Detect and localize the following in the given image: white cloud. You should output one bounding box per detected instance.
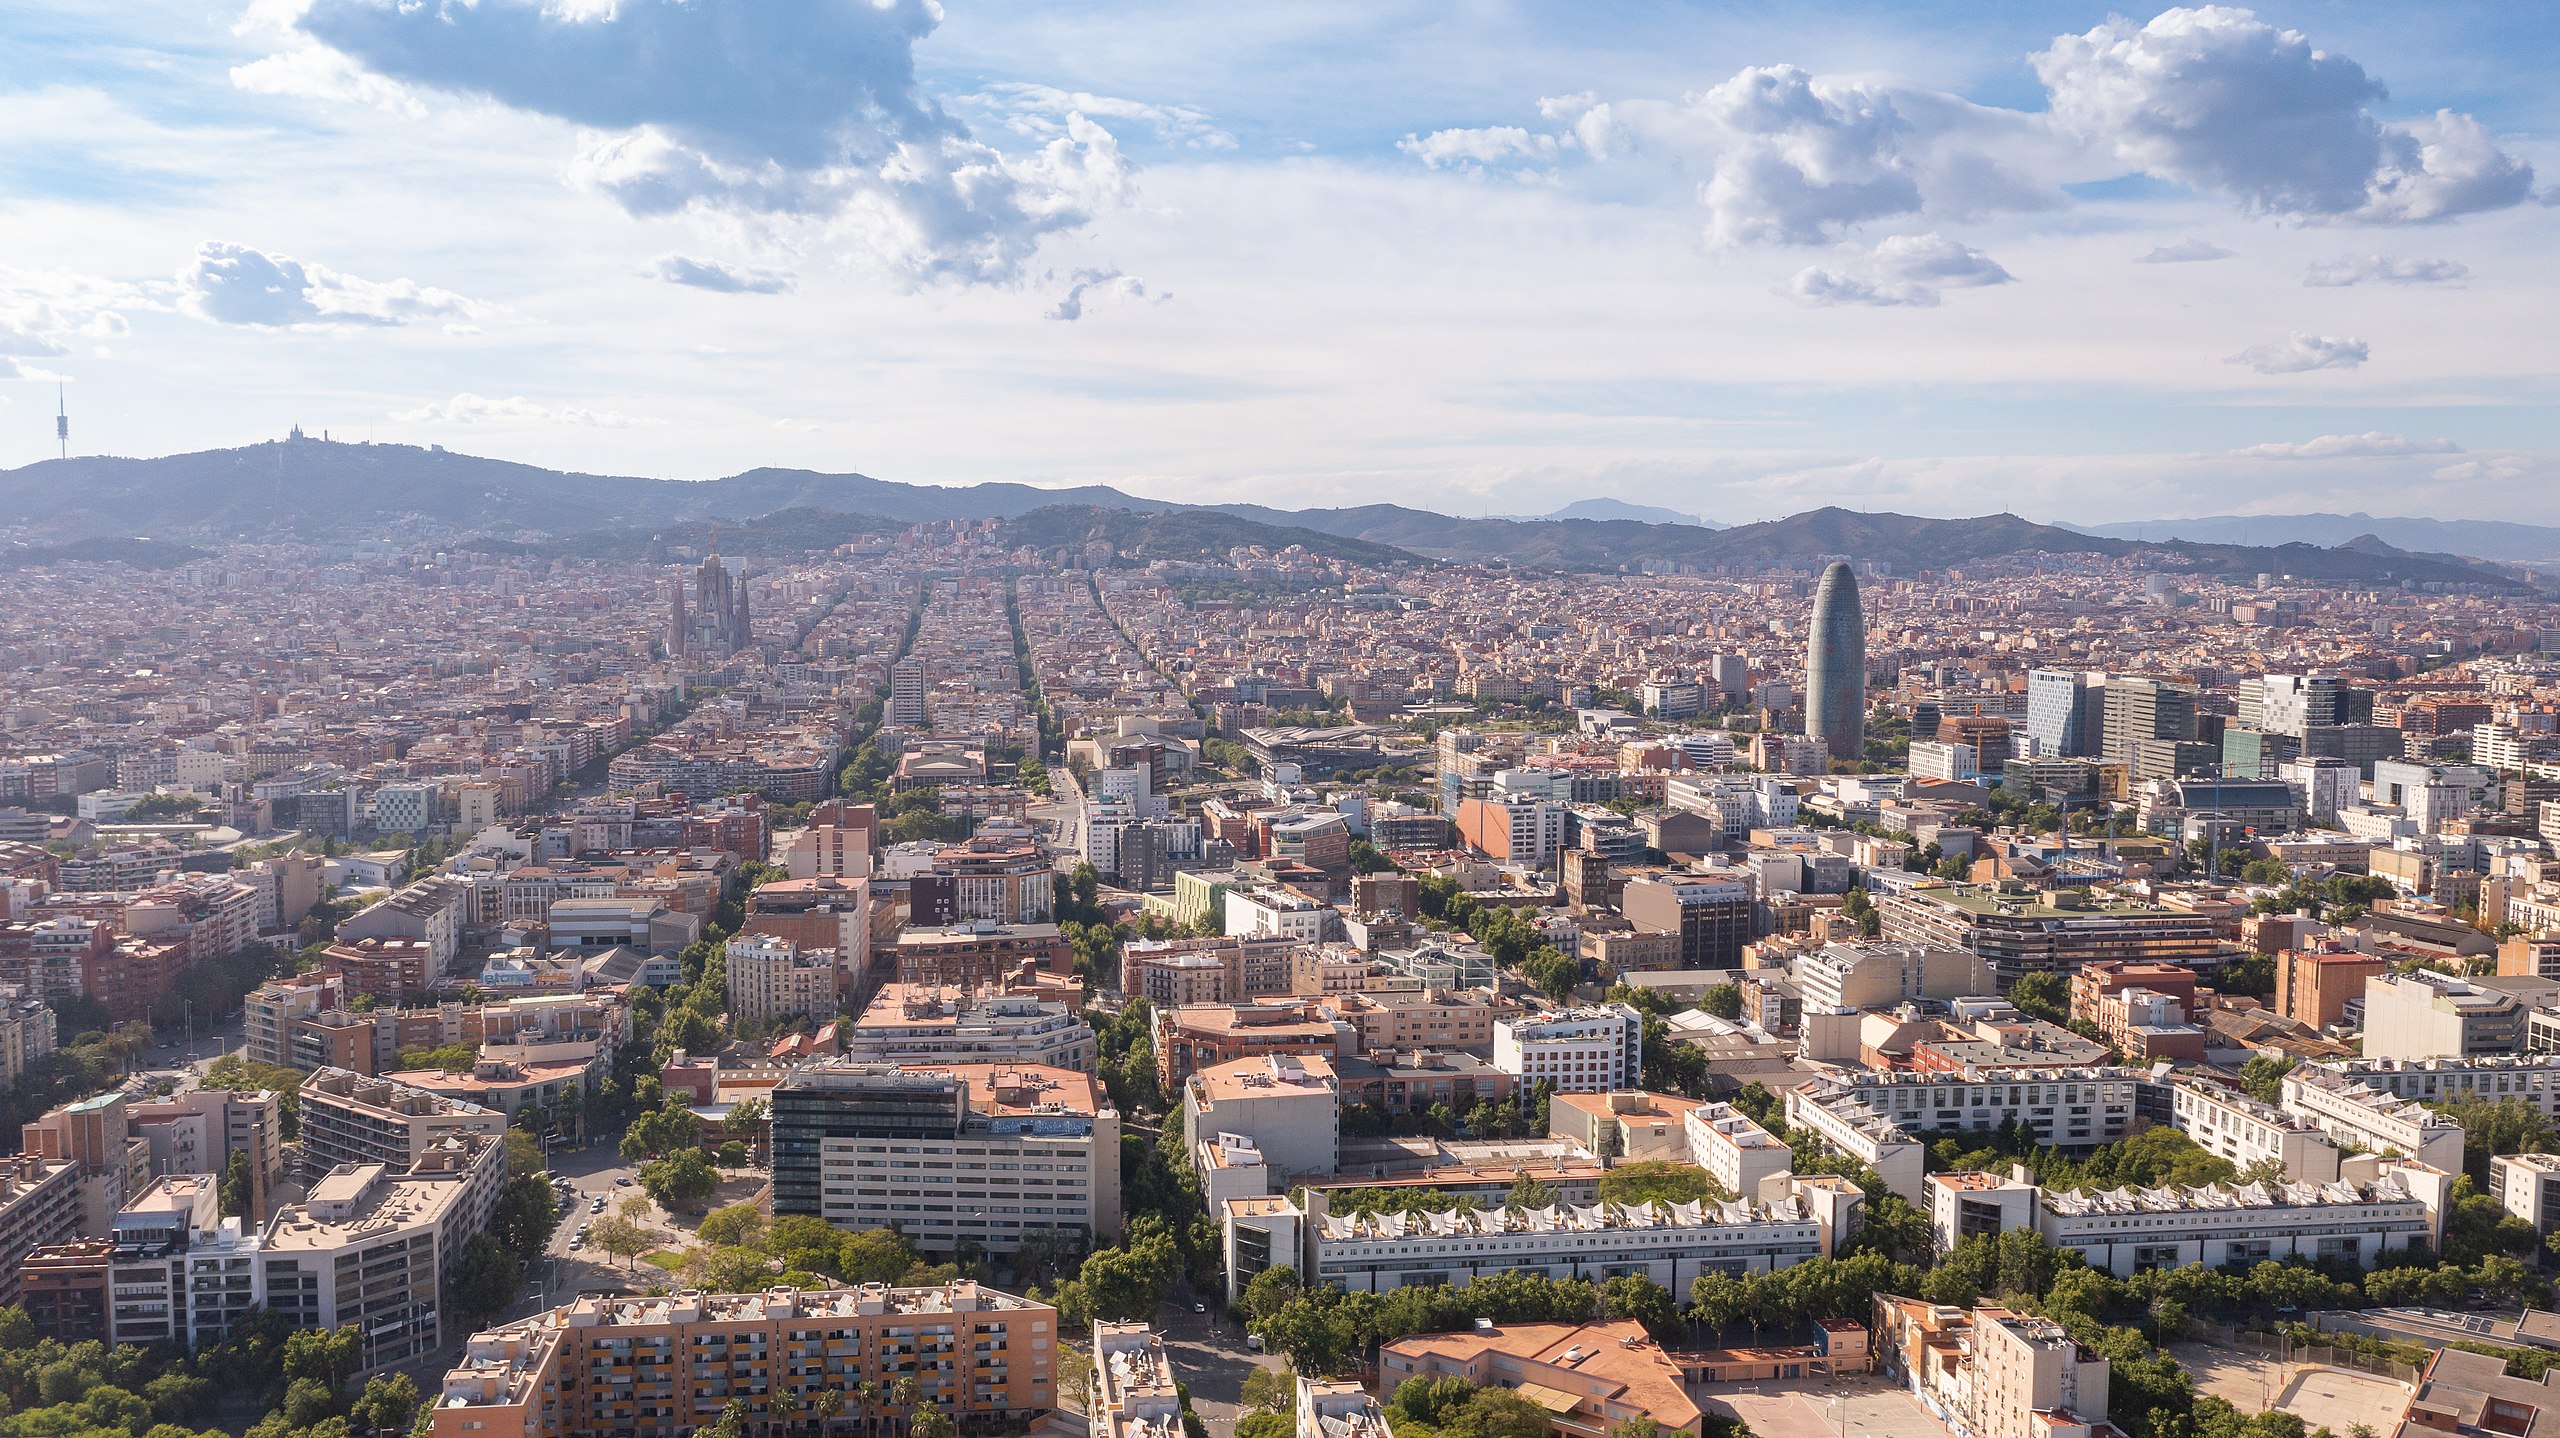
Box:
[179,242,485,327]
[1399,127,1561,171]
[1787,233,2012,307]
[276,0,1131,286]
[229,44,425,117]
[2232,432,2460,460]
[394,393,643,428]
[1688,67,1930,246]
[2138,238,2234,263]
[2229,332,2369,374]
[2034,7,2532,222]
[1046,268,1166,322]
[965,83,1235,151]
[0,358,65,382]
[2301,254,2469,286]
[652,255,795,295]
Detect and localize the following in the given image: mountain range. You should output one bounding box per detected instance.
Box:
[2071,513,2560,564]
[0,438,2532,591]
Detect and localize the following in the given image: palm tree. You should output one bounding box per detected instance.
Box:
[891,1377,920,1438]
[854,1379,880,1438]
[773,1387,803,1438]
[815,1386,846,1438]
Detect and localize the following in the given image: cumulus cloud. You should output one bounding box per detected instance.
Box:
[2034,7,2532,222]
[1408,7,2527,255]
[2301,254,2469,286]
[1399,126,1562,171]
[652,255,794,295]
[1787,233,2013,307]
[1045,268,1166,322]
[1688,67,1930,245]
[2229,332,2369,374]
[274,0,1130,286]
[2232,432,2460,460]
[179,241,483,327]
[394,393,642,428]
[0,358,65,382]
[2138,238,2234,263]
[965,83,1234,151]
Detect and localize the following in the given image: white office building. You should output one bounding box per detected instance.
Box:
[1285,1189,1825,1295]
[2277,1065,2467,1174]
[1927,1165,2452,1277]
[1493,1005,1642,1093]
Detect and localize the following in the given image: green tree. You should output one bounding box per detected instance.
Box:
[450,1235,523,1326]
[2237,1053,2296,1106]
[641,1147,721,1212]
[1698,984,1743,1021]
[347,1373,419,1438]
[218,1149,252,1219]
[2007,971,2071,1026]
[1596,1274,1682,1343]
[698,1203,767,1250]
[1596,1161,1725,1207]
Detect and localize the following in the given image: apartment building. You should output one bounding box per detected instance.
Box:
[1839,1066,2144,1149]
[1092,1321,1183,1438]
[2492,1152,2560,1234]
[1784,1084,1927,1203]
[1927,1164,2451,1276]
[2274,947,2387,1032]
[100,1175,266,1349]
[2164,1079,2340,1183]
[1877,1298,2116,1438]
[1618,875,1753,969]
[1327,988,1500,1056]
[2278,1064,2468,1173]
[840,985,1094,1072]
[1875,886,2222,985]
[1791,942,1993,1013]
[1183,1054,1339,1185]
[0,986,55,1093]
[318,937,440,1005]
[1153,999,1349,1092]
[430,1281,1060,1438]
[769,1062,1121,1256]
[1297,1378,1394,1438]
[2313,1055,2560,1117]
[1682,1102,1793,1197]
[127,1087,288,1219]
[1271,1188,1827,1296]
[244,972,347,1069]
[1378,1320,1704,1438]
[1223,887,1330,944]
[262,1137,506,1375]
[297,1068,510,1180]
[2359,972,2542,1059]
[0,1154,80,1306]
[724,934,838,1030]
[1492,1005,1641,1093]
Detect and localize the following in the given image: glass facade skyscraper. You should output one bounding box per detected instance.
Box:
[1805,562,1865,767]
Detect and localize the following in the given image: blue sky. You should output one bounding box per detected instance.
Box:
[2,1,2556,525]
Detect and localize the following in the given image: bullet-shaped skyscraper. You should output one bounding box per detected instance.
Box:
[1805,561,1865,767]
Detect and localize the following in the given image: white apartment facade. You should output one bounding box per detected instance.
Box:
[1287,1190,1824,1294]
[1493,1005,1642,1093]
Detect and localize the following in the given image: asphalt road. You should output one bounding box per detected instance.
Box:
[1147,1292,1284,1438]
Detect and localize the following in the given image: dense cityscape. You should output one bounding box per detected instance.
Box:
[9,2,2559,1438]
[0,501,2548,1438]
